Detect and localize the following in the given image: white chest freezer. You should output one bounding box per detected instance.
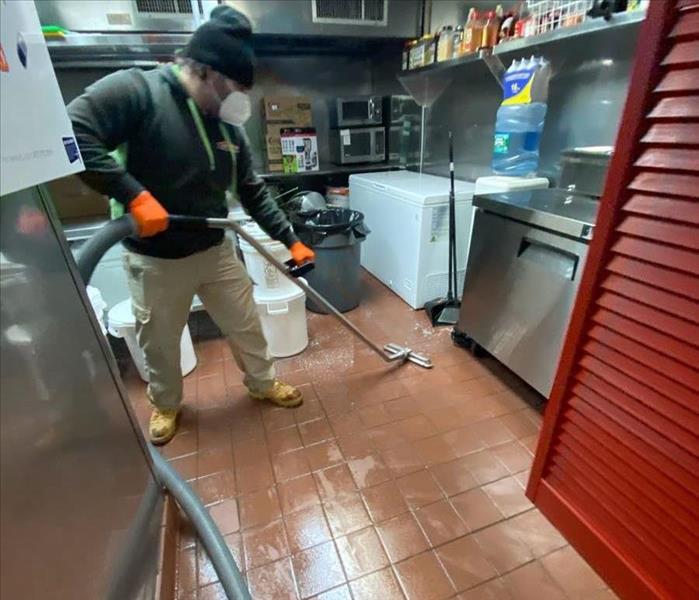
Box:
[349,171,475,309]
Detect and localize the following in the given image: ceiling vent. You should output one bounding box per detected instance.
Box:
[312,0,388,26]
[134,0,193,14]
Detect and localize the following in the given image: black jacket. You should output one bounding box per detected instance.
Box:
[67,65,298,258]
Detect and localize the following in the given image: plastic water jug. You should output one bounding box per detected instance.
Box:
[492,57,550,177]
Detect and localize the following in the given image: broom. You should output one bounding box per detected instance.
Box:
[424,131,461,326]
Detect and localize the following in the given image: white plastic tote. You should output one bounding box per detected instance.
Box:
[107,299,197,382]
[253,279,308,358]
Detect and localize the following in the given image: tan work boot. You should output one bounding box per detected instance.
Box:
[149,408,180,445]
[249,380,303,408]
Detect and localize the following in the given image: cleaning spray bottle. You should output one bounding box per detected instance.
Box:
[491,56,551,176]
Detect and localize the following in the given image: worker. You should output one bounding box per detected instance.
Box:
[67,6,315,445]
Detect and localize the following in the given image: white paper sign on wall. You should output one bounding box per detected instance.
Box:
[1,0,84,196]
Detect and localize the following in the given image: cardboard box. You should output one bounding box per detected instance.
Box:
[263,96,313,171]
[265,123,289,161]
[263,96,312,126]
[281,128,319,174]
[266,159,284,172]
[46,175,108,219]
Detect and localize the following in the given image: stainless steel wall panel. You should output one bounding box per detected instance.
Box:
[418,28,639,184]
[52,54,377,173]
[37,0,422,37]
[36,0,203,32]
[205,0,421,38]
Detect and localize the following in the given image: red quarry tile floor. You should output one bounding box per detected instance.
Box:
[123,272,617,600]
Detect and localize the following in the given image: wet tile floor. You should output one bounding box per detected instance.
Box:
[124,273,617,600]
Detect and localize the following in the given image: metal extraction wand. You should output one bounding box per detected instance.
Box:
[169,215,433,369]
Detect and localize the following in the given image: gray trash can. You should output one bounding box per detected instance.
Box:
[291,208,370,313]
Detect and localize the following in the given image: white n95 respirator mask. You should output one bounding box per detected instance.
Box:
[219,91,251,126]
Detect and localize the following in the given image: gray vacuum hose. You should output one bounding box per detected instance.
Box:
[149,449,250,600]
[76,216,138,285]
[76,216,250,600]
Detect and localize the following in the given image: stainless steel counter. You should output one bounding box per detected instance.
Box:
[456,189,599,397]
[473,189,598,239]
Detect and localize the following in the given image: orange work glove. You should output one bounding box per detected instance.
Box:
[290,241,315,265]
[129,191,169,237]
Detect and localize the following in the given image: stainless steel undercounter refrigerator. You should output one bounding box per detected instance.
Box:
[454,189,599,397]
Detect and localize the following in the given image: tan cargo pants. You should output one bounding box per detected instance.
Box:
[123,237,275,410]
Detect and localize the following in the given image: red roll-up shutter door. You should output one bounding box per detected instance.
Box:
[527,1,699,599]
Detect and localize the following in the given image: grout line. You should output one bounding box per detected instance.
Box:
[257,399,307,600]
[257,500,545,583]
[182,365,545,594]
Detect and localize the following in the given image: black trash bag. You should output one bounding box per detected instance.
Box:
[291,208,370,247]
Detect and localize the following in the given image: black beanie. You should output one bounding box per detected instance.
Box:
[181,5,255,88]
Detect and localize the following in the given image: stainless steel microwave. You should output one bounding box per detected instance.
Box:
[329,96,383,127]
[387,125,402,162]
[387,124,421,164]
[330,127,385,164]
[384,95,420,124]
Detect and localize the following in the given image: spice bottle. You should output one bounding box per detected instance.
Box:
[452,26,464,57]
[481,11,499,48]
[437,26,454,61]
[423,33,437,66]
[408,38,424,69]
[402,40,412,70]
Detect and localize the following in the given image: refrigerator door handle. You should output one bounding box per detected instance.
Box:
[517,231,581,281]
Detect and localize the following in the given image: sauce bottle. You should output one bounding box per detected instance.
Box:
[495,4,504,25]
[462,8,483,54]
[500,10,517,42]
[481,11,500,49]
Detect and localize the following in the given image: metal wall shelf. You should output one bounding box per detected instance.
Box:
[398,9,646,106]
[260,163,401,181]
[47,32,406,68]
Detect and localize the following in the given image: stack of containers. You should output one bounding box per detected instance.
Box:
[262,96,313,173]
[238,222,309,357]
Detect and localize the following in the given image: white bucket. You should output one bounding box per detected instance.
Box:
[238,222,295,296]
[228,208,251,259]
[254,279,308,358]
[228,207,251,226]
[107,299,197,382]
[86,285,107,334]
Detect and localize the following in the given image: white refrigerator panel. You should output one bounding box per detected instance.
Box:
[350,171,475,309]
[350,170,475,205]
[351,182,421,302]
[1,1,83,196]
